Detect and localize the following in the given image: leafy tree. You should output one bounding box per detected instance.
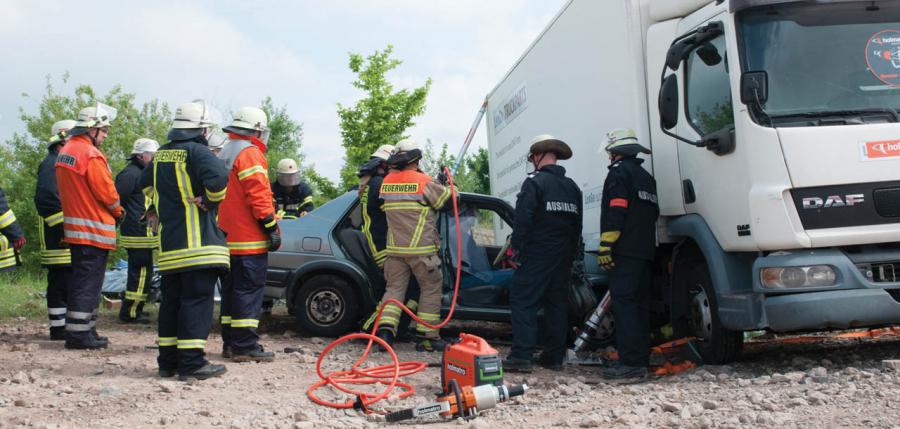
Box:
[337,45,431,188]
[0,75,171,272]
[463,147,490,195]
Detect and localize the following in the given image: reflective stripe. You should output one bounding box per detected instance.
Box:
[48,307,67,316]
[380,316,400,327]
[0,257,15,270]
[383,202,426,210]
[205,187,227,202]
[174,160,201,249]
[227,241,268,250]
[158,255,231,272]
[44,211,64,227]
[0,210,16,229]
[67,311,92,320]
[220,316,232,325]
[107,200,121,211]
[262,218,277,229]
[119,236,158,249]
[405,299,419,311]
[65,324,92,332]
[301,196,313,206]
[385,245,439,255]
[124,291,148,301]
[177,339,207,349]
[408,208,429,248]
[433,187,452,208]
[158,337,177,347]
[64,230,117,245]
[65,217,116,232]
[49,319,66,327]
[381,193,424,201]
[158,245,230,260]
[230,319,259,328]
[237,165,267,181]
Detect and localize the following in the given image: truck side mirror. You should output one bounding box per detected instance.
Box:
[740,71,768,105]
[696,43,722,66]
[659,74,679,130]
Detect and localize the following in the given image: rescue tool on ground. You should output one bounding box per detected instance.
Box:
[385,380,528,423]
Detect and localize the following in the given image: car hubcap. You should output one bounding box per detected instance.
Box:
[689,285,713,340]
[307,290,343,326]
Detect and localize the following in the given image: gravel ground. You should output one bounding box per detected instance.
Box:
[0,312,898,429]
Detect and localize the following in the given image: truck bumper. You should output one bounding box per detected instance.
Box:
[750,248,900,332]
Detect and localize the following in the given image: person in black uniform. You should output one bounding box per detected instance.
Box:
[597,128,659,380]
[272,158,314,218]
[116,138,159,324]
[504,134,583,373]
[141,101,230,380]
[34,120,76,339]
[0,186,26,272]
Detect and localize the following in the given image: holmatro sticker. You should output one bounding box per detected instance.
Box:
[866,30,900,87]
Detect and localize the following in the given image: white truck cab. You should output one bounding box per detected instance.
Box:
[486,0,900,362]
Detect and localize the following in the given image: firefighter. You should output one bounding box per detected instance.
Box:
[503,135,582,373]
[34,119,76,339]
[271,158,314,218]
[140,100,230,380]
[217,106,279,363]
[598,128,658,380]
[358,145,421,338]
[374,139,455,352]
[0,186,26,273]
[56,105,122,350]
[115,138,160,324]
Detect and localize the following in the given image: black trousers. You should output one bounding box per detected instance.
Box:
[608,255,652,367]
[157,269,218,374]
[66,245,108,342]
[46,266,70,332]
[509,250,572,364]
[119,248,153,321]
[220,254,267,353]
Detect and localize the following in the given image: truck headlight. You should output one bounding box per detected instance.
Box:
[761,265,836,289]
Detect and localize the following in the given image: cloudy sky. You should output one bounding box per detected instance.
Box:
[0,0,565,181]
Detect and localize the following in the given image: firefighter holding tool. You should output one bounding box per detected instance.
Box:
[503,134,582,373]
[374,139,455,352]
[598,128,658,381]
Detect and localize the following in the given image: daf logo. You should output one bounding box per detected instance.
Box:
[802,194,865,209]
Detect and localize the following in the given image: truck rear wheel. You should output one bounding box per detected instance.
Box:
[672,254,743,364]
[293,275,359,337]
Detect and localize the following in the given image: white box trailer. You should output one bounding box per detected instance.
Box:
[485,0,900,362]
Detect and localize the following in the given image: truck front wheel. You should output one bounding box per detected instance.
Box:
[672,255,743,364]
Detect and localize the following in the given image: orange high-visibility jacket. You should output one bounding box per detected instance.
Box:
[55,135,122,250]
[218,136,276,255]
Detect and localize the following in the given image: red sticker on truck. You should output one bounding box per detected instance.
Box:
[865,30,900,87]
[861,139,900,160]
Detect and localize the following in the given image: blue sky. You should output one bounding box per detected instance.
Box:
[0,0,564,181]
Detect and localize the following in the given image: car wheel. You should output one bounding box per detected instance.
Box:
[672,252,743,364]
[293,275,359,337]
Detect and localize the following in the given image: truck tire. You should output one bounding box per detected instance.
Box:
[672,255,743,364]
[293,275,359,337]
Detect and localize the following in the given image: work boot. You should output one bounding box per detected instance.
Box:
[537,357,563,371]
[92,329,109,344]
[64,336,108,350]
[49,327,66,341]
[502,357,533,373]
[158,368,176,378]
[232,346,275,363]
[415,336,448,353]
[375,329,395,350]
[221,345,233,359]
[179,363,227,381]
[602,363,648,381]
[396,329,416,343]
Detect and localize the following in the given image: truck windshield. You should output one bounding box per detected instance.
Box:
[738,2,900,125]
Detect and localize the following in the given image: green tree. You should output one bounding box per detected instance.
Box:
[419,141,490,195]
[463,147,490,195]
[337,45,431,188]
[0,75,171,272]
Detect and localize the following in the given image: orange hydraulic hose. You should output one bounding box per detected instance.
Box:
[307,166,465,411]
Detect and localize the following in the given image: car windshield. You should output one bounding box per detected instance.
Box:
[738,1,900,123]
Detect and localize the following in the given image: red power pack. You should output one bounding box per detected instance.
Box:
[441,333,503,393]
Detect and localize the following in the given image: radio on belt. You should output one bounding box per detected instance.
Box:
[441,333,503,393]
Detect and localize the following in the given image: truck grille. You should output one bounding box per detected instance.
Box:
[874,188,900,218]
[858,262,900,283]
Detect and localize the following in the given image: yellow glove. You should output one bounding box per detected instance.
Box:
[597,231,621,271]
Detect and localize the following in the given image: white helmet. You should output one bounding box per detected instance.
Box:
[206,130,229,150]
[276,158,301,187]
[49,119,77,144]
[131,138,160,155]
[171,100,218,129]
[387,139,422,168]
[604,128,651,156]
[74,103,117,129]
[371,144,394,161]
[394,139,419,153]
[224,106,268,136]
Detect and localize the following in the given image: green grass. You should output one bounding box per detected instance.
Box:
[0,270,47,320]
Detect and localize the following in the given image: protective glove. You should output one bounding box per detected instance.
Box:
[259,216,281,252]
[436,170,449,185]
[597,230,621,271]
[12,237,26,251]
